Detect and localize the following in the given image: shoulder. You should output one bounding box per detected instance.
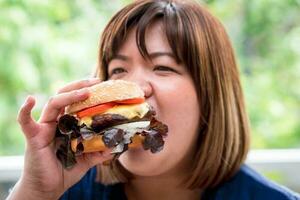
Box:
[203,165,300,200]
[59,167,125,200]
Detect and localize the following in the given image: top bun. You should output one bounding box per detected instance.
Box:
[65,80,144,114]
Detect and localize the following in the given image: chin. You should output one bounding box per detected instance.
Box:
[118,148,168,177]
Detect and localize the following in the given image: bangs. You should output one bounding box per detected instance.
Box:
[100,0,196,80]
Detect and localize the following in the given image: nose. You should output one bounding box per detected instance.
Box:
[138,81,153,98]
[127,74,153,98]
[125,65,153,99]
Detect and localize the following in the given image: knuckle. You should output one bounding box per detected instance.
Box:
[73,88,83,95]
[17,113,22,124]
[56,84,70,94]
[56,88,65,94]
[57,84,73,94]
[82,79,91,86]
[47,96,57,107]
[73,90,80,96]
[17,105,26,123]
[73,88,87,96]
[56,79,90,94]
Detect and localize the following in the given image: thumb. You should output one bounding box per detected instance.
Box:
[17,95,39,139]
[77,150,114,171]
[62,150,113,188]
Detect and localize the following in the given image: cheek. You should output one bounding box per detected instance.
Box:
[162,86,200,158]
[156,79,200,133]
[153,78,200,163]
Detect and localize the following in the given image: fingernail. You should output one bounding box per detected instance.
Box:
[23,95,32,106]
[77,88,89,97]
[89,78,100,83]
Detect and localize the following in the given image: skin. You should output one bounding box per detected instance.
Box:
[7,79,113,200]
[7,21,201,200]
[108,21,201,199]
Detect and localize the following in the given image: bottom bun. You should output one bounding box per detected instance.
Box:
[71,135,145,153]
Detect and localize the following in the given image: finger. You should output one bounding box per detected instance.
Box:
[62,150,113,189]
[63,150,113,178]
[17,96,39,139]
[77,150,114,170]
[39,88,89,123]
[56,108,66,122]
[57,78,101,94]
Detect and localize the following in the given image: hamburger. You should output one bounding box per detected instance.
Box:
[55,80,168,168]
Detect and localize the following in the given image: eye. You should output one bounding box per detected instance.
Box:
[154,65,178,73]
[110,67,127,75]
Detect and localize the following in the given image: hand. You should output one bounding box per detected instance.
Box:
[7,78,113,200]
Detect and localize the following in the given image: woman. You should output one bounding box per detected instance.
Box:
[7,0,300,199]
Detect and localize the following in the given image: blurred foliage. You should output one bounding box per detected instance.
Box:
[0,0,299,155]
[206,0,300,149]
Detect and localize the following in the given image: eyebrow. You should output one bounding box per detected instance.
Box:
[110,51,176,61]
[149,52,175,59]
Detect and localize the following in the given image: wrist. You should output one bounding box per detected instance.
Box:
[6,179,61,200]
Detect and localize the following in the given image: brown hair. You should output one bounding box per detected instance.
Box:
[94,0,250,189]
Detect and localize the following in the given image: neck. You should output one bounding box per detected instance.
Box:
[124,174,201,200]
[124,136,201,199]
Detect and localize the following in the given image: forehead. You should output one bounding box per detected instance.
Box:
[117,21,172,55]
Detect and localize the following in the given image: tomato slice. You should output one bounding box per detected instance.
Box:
[76,98,145,118]
[77,102,115,118]
[116,98,145,104]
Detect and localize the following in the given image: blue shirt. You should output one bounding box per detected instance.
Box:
[59,165,300,200]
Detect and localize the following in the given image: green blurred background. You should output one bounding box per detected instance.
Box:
[0,0,300,156]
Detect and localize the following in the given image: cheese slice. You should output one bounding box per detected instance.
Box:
[104,102,150,119]
[78,102,150,127]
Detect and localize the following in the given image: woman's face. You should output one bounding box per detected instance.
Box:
[107,21,200,178]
